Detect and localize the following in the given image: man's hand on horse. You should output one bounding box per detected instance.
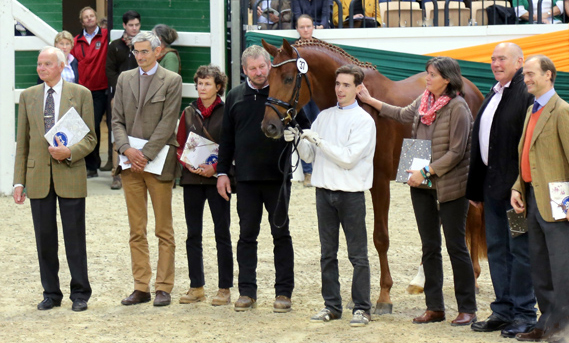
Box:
[284,127,300,143]
[510,190,525,214]
[301,129,321,146]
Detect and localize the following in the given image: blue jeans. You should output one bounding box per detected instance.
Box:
[484,193,536,323]
[301,100,319,175]
[316,188,371,316]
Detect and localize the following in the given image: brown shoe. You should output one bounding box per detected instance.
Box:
[234,295,256,312]
[179,287,206,304]
[413,310,446,324]
[515,328,547,342]
[303,173,313,187]
[273,295,292,313]
[211,288,231,306]
[451,312,477,326]
[153,291,171,306]
[121,290,151,306]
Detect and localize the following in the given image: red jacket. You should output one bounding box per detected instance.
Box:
[72,27,108,92]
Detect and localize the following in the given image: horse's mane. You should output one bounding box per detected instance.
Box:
[293,38,377,71]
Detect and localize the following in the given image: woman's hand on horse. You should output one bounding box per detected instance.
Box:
[284,127,299,143]
[357,84,383,111]
[406,169,425,187]
[301,129,322,146]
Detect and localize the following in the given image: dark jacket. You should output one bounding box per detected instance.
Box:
[291,0,331,28]
[178,100,225,186]
[106,35,137,97]
[466,68,534,202]
[217,82,309,182]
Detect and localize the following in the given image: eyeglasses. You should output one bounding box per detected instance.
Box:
[132,49,151,56]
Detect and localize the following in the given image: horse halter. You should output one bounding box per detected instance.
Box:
[266,46,313,126]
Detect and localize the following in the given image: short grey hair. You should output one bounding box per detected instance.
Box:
[241,45,271,68]
[131,31,161,50]
[39,46,66,66]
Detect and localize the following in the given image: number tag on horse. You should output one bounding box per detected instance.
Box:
[296,58,308,74]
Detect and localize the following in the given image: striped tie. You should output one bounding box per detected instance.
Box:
[44,88,55,133]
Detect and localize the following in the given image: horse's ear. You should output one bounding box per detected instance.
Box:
[262,39,278,58]
[282,39,293,56]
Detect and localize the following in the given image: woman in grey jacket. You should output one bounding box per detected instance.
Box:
[358,56,477,326]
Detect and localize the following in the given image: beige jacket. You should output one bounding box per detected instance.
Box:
[381,95,473,203]
[512,93,569,222]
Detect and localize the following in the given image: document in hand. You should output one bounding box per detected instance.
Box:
[396,139,432,187]
[549,182,569,220]
[180,132,219,170]
[119,136,169,175]
[44,107,89,147]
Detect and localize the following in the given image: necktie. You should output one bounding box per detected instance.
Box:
[532,101,540,114]
[44,88,55,133]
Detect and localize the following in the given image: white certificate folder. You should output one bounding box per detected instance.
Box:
[180,132,219,169]
[44,107,89,147]
[119,136,169,175]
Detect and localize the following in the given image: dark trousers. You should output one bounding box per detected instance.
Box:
[183,184,233,289]
[235,181,294,299]
[483,192,536,323]
[85,89,107,171]
[526,185,569,332]
[410,187,477,313]
[316,188,371,316]
[30,187,91,302]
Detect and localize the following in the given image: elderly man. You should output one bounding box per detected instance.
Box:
[467,43,536,338]
[511,55,569,342]
[13,46,96,312]
[112,32,182,307]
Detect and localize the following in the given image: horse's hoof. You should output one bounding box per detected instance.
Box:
[406,284,424,295]
[374,302,393,315]
[346,299,354,310]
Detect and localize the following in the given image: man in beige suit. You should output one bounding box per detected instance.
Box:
[13,46,96,312]
[511,55,569,342]
[112,32,182,307]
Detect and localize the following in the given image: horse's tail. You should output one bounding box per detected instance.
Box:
[465,204,488,260]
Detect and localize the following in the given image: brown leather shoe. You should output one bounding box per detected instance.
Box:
[234,295,256,312]
[121,290,151,306]
[153,291,171,306]
[211,288,231,306]
[451,312,477,326]
[413,310,446,324]
[273,295,292,313]
[179,287,206,304]
[515,328,547,342]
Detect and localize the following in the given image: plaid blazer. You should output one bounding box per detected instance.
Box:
[13,81,96,199]
[512,93,569,222]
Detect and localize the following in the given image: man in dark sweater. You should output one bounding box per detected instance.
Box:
[104,10,141,189]
[466,42,536,338]
[217,45,307,313]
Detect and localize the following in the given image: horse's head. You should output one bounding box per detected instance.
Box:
[261,39,312,139]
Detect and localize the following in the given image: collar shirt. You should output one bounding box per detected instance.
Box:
[479,81,511,165]
[337,100,358,110]
[534,87,556,111]
[139,61,159,76]
[246,78,269,91]
[83,27,100,44]
[44,77,63,122]
[61,54,76,83]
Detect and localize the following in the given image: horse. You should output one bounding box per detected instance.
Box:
[260,38,486,315]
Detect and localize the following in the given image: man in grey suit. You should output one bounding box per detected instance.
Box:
[112,32,182,307]
[13,46,96,312]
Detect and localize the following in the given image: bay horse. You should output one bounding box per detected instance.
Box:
[260,38,486,314]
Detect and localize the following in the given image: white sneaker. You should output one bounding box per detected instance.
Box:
[350,310,370,327]
[310,308,340,322]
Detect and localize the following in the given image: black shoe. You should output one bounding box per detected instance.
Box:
[471,315,511,332]
[37,298,61,310]
[72,298,88,312]
[501,321,535,338]
[87,170,98,178]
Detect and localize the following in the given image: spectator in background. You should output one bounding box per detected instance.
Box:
[71,6,109,179]
[333,0,382,27]
[105,10,141,189]
[99,17,108,29]
[513,0,565,23]
[292,0,332,28]
[153,24,182,75]
[251,0,293,29]
[54,31,79,84]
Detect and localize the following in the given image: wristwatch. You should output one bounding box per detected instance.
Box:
[422,166,431,178]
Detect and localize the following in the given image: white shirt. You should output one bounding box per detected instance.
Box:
[298,103,376,192]
[516,0,564,23]
[43,77,63,122]
[479,81,510,165]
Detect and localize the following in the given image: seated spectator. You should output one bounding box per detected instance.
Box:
[54,31,79,84]
[333,0,382,27]
[292,0,332,28]
[153,24,182,74]
[251,0,293,29]
[513,0,564,23]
